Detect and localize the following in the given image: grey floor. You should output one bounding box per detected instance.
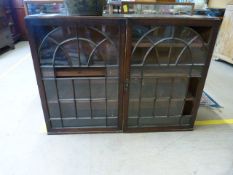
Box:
[0,42,233,175]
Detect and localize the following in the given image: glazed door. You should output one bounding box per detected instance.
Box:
[32,19,125,132]
[26,17,219,134]
[123,20,211,132]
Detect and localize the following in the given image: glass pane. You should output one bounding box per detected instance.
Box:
[44,80,58,101]
[169,100,184,116]
[60,100,76,118]
[129,78,141,99]
[38,25,120,67]
[141,78,156,98]
[61,41,80,66]
[57,79,74,99]
[107,100,118,117]
[191,42,208,64]
[154,100,169,116]
[180,115,192,125]
[138,116,180,127]
[106,67,119,77]
[76,100,91,118]
[128,100,139,117]
[107,79,118,100]
[172,78,188,99]
[128,118,138,127]
[91,79,105,99]
[74,79,90,99]
[41,67,54,78]
[51,120,62,128]
[140,100,154,117]
[48,102,60,118]
[191,66,203,77]
[62,119,106,128]
[92,100,106,118]
[157,78,172,98]
[155,40,187,65]
[107,118,118,127]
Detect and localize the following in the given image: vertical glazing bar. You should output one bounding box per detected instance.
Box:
[105,77,108,128]
[137,68,143,127]
[72,79,78,119]
[145,36,160,65]
[179,33,194,124]
[190,51,194,77]
[167,78,174,117]
[168,26,175,65]
[76,25,81,66]
[152,78,158,117]
[104,36,108,127]
[179,77,190,125]
[155,48,160,65]
[188,33,194,78]
[168,46,172,65]
[78,40,81,66]
[54,78,63,127]
[89,79,93,119]
[171,26,175,38]
[178,43,194,124]
[77,40,81,66]
[52,49,63,127]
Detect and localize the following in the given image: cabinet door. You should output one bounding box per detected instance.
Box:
[29,18,125,133]
[123,20,210,132]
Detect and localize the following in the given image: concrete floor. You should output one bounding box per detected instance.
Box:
[0,42,233,175]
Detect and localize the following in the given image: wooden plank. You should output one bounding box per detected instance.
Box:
[55,68,106,77]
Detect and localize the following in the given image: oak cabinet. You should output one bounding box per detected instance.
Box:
[26,15,220,134]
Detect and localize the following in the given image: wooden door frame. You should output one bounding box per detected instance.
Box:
[122,17,221,132]
[26,16,126,134]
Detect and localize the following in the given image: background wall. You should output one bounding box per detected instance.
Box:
[208,0,233,8]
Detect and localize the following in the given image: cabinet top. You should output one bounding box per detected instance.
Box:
[25,14,221,21]
[24,0,63,2]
